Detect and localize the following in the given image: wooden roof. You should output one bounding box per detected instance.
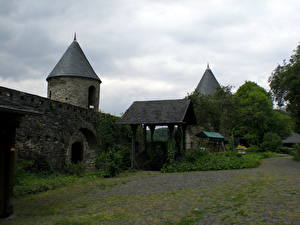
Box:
[116,99,196,125]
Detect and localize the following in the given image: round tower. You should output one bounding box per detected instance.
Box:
[46,35,101,111]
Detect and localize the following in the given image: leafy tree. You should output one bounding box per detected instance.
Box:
[188,86,237,135]
[234,81,273,145]
[234,81,293,146]
[269,44,300,132]
[261,132,282,152]
[95,112,131,152]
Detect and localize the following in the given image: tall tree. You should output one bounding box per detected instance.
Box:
[234,81,273,145]
[269,44,300,132]
[234,81,293,146]
[188,86,237,135]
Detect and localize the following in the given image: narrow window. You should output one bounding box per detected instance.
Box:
[88,86,96,109]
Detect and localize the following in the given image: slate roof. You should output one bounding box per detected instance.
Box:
[282,132,300,144]
[47,38,101,82]
[195,65,221,95]
[116,99,196,125]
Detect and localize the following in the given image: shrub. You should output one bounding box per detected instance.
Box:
[247,145,260,152]
[63,162,86,176]
[96,150,122,178]
[260,132,282,152]
[161,148,261,173]
[293,144,300,161]
[279,146,294,154]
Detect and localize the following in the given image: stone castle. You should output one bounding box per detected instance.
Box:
[0,36,101,170]
[0,36,221,170]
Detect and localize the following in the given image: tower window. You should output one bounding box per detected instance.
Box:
[88,86,96,109]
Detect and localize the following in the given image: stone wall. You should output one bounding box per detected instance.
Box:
[185,125,202,150]
[0,86,99,170]
[47,77,100,111]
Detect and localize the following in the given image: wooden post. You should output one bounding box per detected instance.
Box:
[180,124,187,153]
[167,124,175,162]
[142,124,147,152]
[130,125,138,169]
[149,125,155,142]
[0,116,18,218]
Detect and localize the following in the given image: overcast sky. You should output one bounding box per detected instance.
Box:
[0,0,299,115]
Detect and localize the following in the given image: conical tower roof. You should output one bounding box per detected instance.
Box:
[47,35,101,82]
[195,64,220,95]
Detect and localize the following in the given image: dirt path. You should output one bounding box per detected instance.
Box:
[1,157,300,225]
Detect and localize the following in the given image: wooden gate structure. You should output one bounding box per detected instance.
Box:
[0,103,39,218]
[116,99,196,168]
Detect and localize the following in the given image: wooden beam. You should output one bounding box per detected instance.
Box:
[0,119,18,218]
[130,124,138,169]
[167,124,175,162]
[149,125,155,142]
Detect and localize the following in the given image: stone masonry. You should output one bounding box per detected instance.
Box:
[0,86,98,170]
[47,77,100,111]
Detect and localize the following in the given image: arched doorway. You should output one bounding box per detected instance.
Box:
[71,142,83,164]
[88,86,96,109]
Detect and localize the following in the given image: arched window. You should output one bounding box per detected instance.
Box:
[88,86,96,109]
[71,142,83,164]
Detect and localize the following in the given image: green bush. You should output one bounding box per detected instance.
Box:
[279,146,294,154]
[260,132,282,152]
[63,162,86,176]
[96,150,122,178]
[293,144,300,161]
[161,149,261,173]
[247,145,260,152]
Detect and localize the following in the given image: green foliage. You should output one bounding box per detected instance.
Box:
[142,141,168,170]
[95,112,131,152]
[167,139,176,163]
[269,110,294,138]
[279,146,294,154]
[96,146,130,177]
[189,82,293,149]
[260,132,282,152]
[63,162,86,176]
[234,81,273,145]
[188,86,236,133]
[269,44,300,132]
[161,149,261,173]
[234,81,293,146]
[293,144,300,161]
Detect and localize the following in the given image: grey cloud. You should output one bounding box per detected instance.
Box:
[0,0,299,115]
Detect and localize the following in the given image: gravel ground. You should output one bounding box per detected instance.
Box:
[1,157,300,225]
